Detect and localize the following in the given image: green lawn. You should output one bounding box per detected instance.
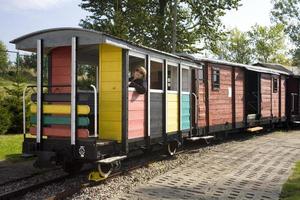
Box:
[0,134,23,162]
[280,161,300,200]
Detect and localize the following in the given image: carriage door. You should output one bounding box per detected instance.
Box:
[181,66,191,132]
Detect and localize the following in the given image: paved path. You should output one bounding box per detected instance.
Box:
[118,132,300,200]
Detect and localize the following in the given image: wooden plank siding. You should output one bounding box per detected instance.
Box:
[272,75,280,118]
[281,76,286,117]
[181,94,190,130]
[261,74,272,118]
[207,64,233,127]
[235,67,244,124]
[197,81,206,127]
[167,93,179,133]
[99,44,123,142]
[51,46,71,93]
[150,93,164,138]
[128,91,145,139]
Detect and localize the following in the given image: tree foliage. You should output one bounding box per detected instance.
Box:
[213,24,291,65]
[0,41,8,75]
[79,0,241,53]
[213,28,252,64]
[248,24,289,64]
[271,0,300,46]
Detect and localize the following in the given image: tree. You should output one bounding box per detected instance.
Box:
[271,0,300,46]
[18,53,36,70]
[213,28,252,64]
[79,0,241,53]
[0,41,8,75]
[293,48,300,67]
[248,24,288,63]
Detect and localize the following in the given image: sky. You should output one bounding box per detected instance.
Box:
[0,0,273,60]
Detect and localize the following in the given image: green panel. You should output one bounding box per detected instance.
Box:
[31,116,90,126]
[181,94,190,130]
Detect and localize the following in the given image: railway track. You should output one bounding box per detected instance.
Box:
[0,132,262,200]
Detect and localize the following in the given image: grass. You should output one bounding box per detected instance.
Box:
[280,161,300,200]
[0,134,24,162]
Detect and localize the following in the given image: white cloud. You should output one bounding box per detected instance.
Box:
[0,0,71,11]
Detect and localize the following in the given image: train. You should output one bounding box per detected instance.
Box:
[10,28,300,180]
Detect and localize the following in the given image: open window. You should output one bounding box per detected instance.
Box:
[167,64,178,91]
[150,60,163,90]
[128,55,145,89]
[212,67,220,90]
[182,68,191,92]
[273,77,278,93]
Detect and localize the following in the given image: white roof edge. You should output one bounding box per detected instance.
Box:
[197,58,289,75]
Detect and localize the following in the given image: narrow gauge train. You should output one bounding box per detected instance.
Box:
[10,28,297,180]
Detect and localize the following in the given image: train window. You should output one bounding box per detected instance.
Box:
[212,67,220,90]
[150,61,163,90]
[128,55,145,86]
[168,64,178,91]
[198,67,204,82]
[182,68,190,92]
[273,78,278,93]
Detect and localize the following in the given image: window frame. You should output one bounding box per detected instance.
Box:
[181,66,191,93]
[273,77,278,93]
[128,54,146,91]
[149,58,164,92]
[212,67,220,91]
[167,61,179,92]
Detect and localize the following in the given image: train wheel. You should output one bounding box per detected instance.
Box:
[98,163,113,178]
[166,141,178,156]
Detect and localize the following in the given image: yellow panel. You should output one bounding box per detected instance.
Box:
[101,62,122,71]
[99,44,122,142]
[167,93,179,133]
[100,112,121,121]
[30,104,90,115]
[101,72,122,82]
[101,82,121,92]
[100,92,122,101]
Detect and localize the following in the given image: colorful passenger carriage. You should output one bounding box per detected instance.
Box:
[10,28,293,178]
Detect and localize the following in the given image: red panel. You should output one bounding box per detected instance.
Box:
[207,64,233,126]
[261,74,271,118]
[51,46,71,93]
[128,91,145,139]
[281,77,286,117]
[30,127,89,138]
[235,68,244,123]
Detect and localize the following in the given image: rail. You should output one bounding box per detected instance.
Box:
[90,84,98,138]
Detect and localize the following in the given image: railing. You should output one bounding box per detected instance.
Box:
[22,84,98,142]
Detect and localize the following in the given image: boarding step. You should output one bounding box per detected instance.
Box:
[247,126,263,132]
[292,121,300,124]
[96,140,116,147]
[97,155,127,164]
[186,136,214,141]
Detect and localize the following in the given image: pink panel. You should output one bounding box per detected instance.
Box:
[30,127,89,138]
[128,91,145,139]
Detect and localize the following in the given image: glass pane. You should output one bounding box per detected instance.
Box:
[150,61,163,90]
[182,68,190,92]
[167,65,178,91]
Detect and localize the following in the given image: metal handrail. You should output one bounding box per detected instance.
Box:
[22,85,38,139]
[90,84,98,138]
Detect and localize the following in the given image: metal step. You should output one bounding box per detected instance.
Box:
[247,126,263,132]
[186,136,214,141]
[97,155,127,164]
[96,140,116,147]
[292,121,300,124]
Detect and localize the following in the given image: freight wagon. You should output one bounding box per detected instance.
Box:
[10,28,292,180]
